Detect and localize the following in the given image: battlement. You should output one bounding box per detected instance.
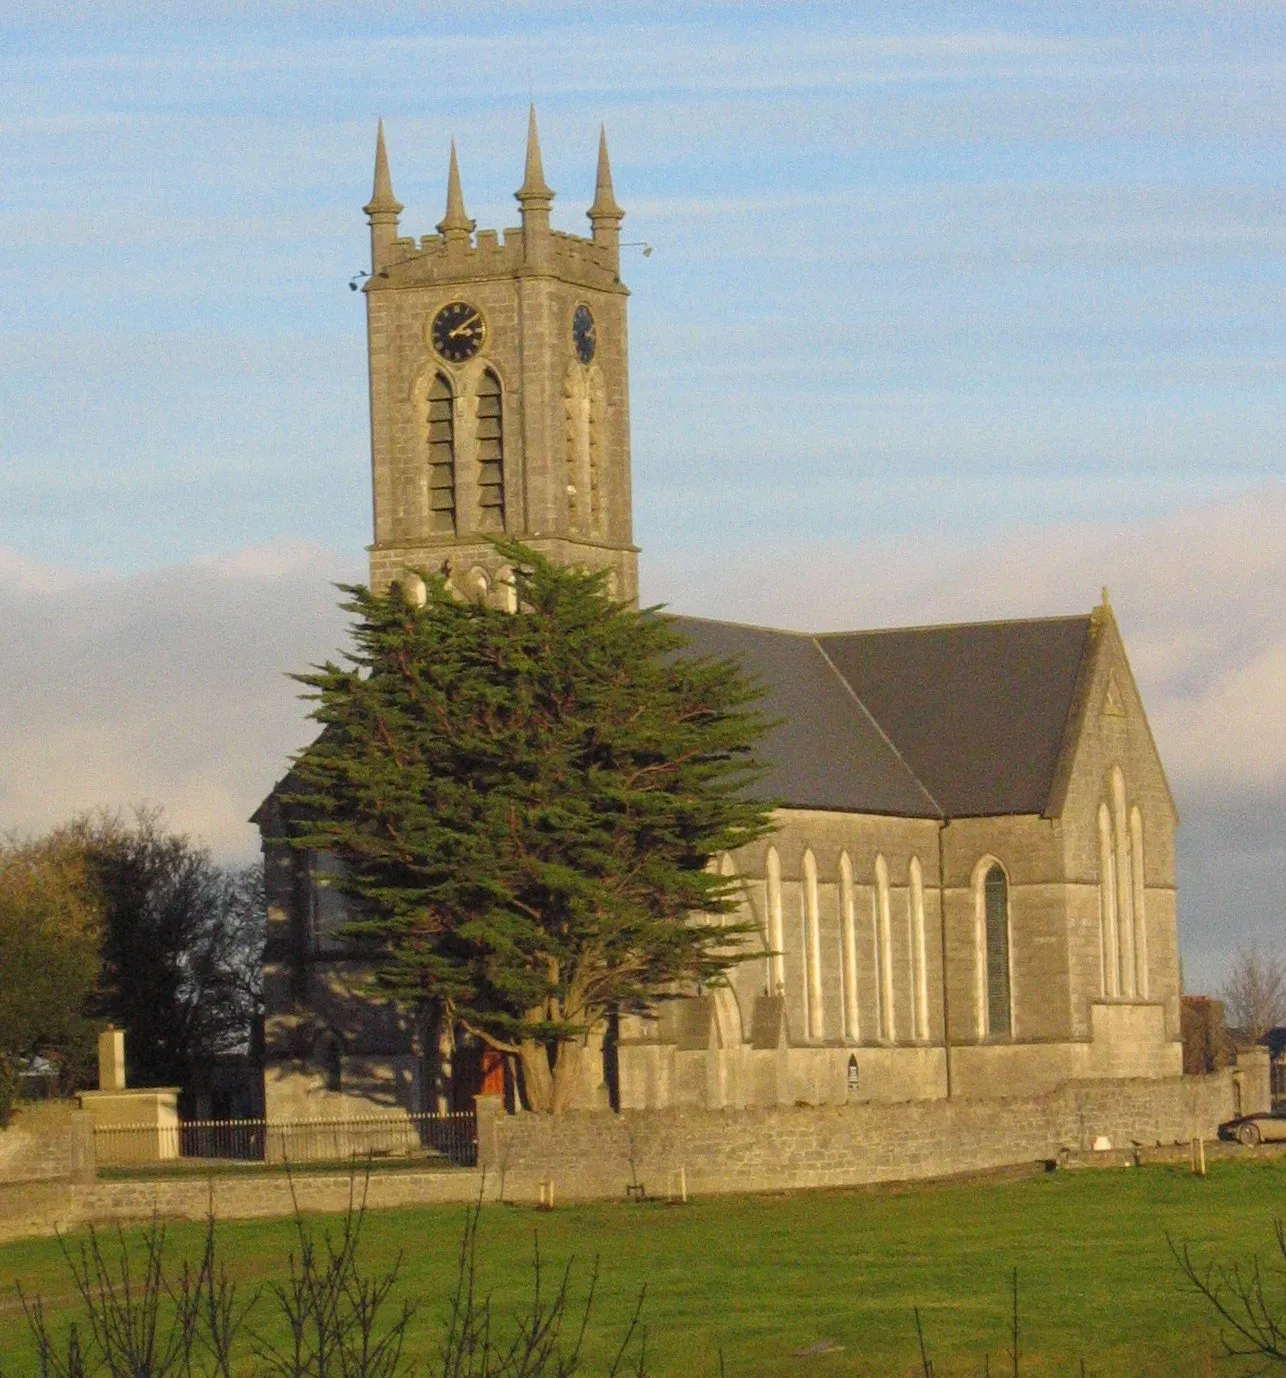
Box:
[373,223,623,293]
[364,111,627,294]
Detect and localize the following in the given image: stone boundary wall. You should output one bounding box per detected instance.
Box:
[0,1169,495,1244]
[0,1069,1248,1242]
[0,1104,94,1185]
[479,1072,1239,1202]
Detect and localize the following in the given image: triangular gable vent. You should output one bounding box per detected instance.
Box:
[1103,672,1127,718]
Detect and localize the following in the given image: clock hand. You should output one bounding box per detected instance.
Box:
[448,314,481,339]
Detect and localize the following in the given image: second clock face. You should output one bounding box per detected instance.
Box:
[431,301,486,363]
[572,304,596,364]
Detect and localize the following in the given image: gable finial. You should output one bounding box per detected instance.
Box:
[437,139,475,244]
[1101,585,1111,609]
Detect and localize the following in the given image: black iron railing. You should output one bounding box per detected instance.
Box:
[92,1111,477,1168]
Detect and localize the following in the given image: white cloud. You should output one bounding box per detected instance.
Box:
[0,543,361,858]
[0,486,1281,989]
[642,484,1286,987]
[645,484,1286,791]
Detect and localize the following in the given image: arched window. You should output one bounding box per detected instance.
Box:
[874,855,894,1042]
[1111,767,1136,996]
[766,847,784,996]
[839,852,859,1041]
[1130,805,1148,997]
[982,865,1012,1037]
[426,373,456,534]
[1098,802,1118,996]
[803,850,823,1040]
[909,857,928,1042]
[475,369,505,531]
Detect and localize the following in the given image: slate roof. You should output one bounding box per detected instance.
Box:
[255,611,1096,827]
[670,613,1094,820]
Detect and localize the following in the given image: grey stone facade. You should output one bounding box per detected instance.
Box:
[254,115,1184,1125]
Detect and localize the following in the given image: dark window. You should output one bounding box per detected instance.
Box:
[985,866,1011,1036]
[475,370,505,530]
[427,374,456,533]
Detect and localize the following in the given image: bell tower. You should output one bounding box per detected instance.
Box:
[362,109,637,605]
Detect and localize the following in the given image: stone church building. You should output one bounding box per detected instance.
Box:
[254,113,1181,1122]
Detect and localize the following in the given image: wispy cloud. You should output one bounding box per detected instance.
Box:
[1,487,1280,990]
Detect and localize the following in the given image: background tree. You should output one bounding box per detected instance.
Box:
[1219,945,1286,1043]
[67,810,265,1090]
[0,834,103,1119]
[285,544,775,1112]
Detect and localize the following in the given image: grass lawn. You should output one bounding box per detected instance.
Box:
[0,1159,1283,1376]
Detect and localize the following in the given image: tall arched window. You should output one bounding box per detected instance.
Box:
[1098,803,1119,996]
[803,850,823,1040]
[1130,805,1148,997]
[766,847,784,996]
[426,373,456,534]
[839,852,859,1042]
[475,369,505,531]
[982,865,1012,1037]
[909,857,928,1042]
[1111,767,1136,996]
[874,855,894,1042]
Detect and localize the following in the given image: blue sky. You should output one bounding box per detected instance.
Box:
[4,3,1284,569]
[1,2,1283,989]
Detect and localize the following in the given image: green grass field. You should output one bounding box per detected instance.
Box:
[1,1159,1283,1376]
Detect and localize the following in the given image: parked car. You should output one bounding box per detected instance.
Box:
[1218,1112,1286,1146]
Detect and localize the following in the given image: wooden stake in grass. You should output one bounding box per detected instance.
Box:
[1008,1268,1020,1378]
[913,1305,935,1378]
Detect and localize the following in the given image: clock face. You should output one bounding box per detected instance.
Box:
[431,301,486,363]
[572,304,596,365]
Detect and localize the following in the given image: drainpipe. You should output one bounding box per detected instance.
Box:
[938,818,953,1099]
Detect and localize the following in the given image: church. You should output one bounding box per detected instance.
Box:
[254,113,1182,1122]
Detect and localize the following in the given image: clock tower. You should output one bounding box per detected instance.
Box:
[362,109,637,605]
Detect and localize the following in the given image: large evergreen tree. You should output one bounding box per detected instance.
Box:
[284,544,775,1112]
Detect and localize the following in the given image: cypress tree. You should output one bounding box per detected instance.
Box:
[284,543,775,1112]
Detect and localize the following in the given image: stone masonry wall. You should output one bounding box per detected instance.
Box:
[0,1103,93,1184]
[479,1072,1238,1202]
[0,1069,1249,1242]
[0,1169,496,1245]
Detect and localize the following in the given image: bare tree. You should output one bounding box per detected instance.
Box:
[1220,947,1286,1044]
[1172,1221,1286,1369]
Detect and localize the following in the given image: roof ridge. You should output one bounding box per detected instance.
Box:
[816,611,1092,638]
[808,636,944,818]
[669,612,816,638]
[673,610,1093,640]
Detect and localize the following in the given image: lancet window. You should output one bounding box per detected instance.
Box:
[909,857,928,1042]
[874,855,894,1042]
[475,369,505,530]
[839,852,859,1041]
[765,847,785,996]
[426,373,456,534]
[982,865,1012,1037]
[1099,767,1148,998]
[803,850,823,1040]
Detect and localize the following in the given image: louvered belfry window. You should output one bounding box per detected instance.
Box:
[475,370,505,531]
[426,374,456,534]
